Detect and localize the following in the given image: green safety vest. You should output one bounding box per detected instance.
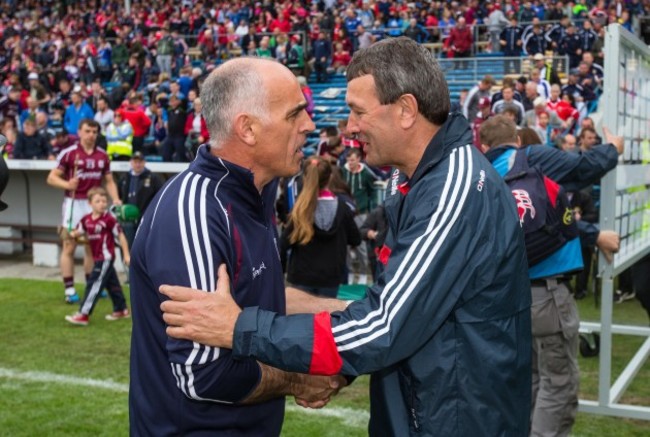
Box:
[106,123,133,159]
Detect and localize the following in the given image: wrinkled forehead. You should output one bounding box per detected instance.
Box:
[346,75,378,106]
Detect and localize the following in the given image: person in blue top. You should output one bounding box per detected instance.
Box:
[64,90,94,138]
[479,115,623,437]
[129,58,344,436]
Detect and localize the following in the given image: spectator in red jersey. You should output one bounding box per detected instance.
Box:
[120,96,151,155]
[472,96,492,150]
[331,42,351,74]
[446,17,473,67]
[547,84,579,133]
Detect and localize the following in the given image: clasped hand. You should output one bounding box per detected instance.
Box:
[292,373,347,409]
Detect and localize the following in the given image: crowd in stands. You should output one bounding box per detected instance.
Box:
[0,0,648,163]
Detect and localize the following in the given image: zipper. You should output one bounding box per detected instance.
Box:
[405,374,421,432]
[410,405,421,432]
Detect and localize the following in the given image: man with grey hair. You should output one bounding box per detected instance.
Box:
[160,37,533,436]
[129,57,344,436]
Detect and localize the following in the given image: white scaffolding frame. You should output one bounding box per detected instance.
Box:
[578,24,650,420]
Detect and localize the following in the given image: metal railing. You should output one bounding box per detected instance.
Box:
[428,54,570,84]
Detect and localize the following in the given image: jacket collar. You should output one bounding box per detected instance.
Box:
[484,144,518,163]
[189,144,276,202]
[408,112,474,187]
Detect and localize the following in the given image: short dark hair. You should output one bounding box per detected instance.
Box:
[325,126,339,137]
[78,119,100,131]
[347,147,363,159]
[479,115,518,148]
[579,127,596,139]
[346,37,449,126]
[518,127,543,147]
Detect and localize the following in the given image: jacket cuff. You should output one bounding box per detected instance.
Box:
[233,306,260,359]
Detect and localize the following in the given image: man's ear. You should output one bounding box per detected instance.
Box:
[396,94,418,129]
[480,143,490,154]
[232,113,257,146]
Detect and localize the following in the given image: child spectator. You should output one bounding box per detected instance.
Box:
[65,187,131,326]
[280,157,360,297]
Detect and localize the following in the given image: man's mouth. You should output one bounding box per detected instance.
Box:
[358,140,369,152]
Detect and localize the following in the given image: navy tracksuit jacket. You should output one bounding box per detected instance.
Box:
[129,145,286,436]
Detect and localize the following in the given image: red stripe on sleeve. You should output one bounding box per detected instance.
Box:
[309,312,343,375]
[543,176,560,206]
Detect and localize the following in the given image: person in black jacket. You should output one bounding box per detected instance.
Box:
[116,152,164,248]
[13,119,53,160]
[312,31,332,83]
[359,204,388,281]
[161,94,187,162]
[280,157,360,298]
[559,23,583,69]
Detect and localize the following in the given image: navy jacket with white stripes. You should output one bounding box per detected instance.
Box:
[233,113,533,436]
[129,145,286,436]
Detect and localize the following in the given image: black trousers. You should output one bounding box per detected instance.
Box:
[79,260,127,316]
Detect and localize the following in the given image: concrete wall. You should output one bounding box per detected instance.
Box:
[1,160,186,265]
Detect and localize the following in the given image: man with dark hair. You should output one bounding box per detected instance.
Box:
[161,95,187,162]
[579,126,599,151]
[545,15,570,50]
[14,118,52,160]
[500,14,523,72]
[47,119,121,303]
[463,74,495,122]
[160,37,533,437]
[116,152,164,249]
[559,23,583,69]
[492,85,526,124]
[479,114,622,437]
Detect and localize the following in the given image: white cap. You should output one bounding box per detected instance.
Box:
[28,72,39,80]
[533,96,547,107]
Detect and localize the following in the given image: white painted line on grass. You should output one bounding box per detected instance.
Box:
[0,367,129,392]
[286,404,369,428]
[0,367,368,428]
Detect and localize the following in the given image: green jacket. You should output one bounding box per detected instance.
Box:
[342,162,377,214]
[112,44,129,67]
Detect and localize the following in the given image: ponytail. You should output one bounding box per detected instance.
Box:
[289,157,332,245]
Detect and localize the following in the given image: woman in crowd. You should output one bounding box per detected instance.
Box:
[280,157,360,298]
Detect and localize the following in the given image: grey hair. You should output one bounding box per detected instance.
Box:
[346,37,450,125]
[200,58,270,146]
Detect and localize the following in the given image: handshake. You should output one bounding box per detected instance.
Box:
[291,373,348,409]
